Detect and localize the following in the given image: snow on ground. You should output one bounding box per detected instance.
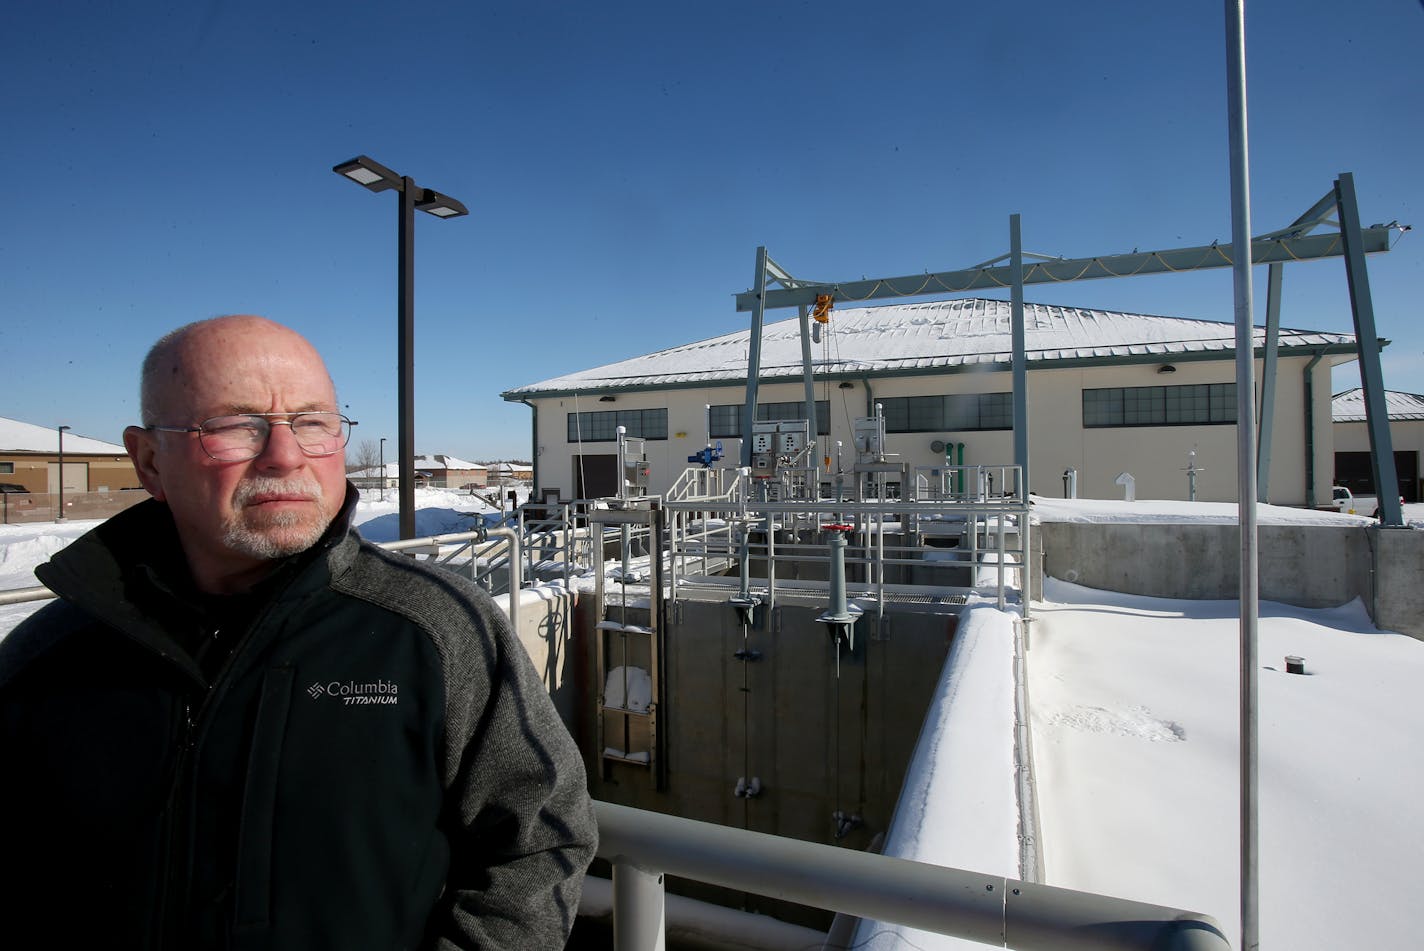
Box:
[3,490,1422,950]
[1031,495,1424,527]
[1030,578,1424,950]
[0,487,525,631]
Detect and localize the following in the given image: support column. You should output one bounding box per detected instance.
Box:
[398,176,417,540]
[1335,172,1403,526]
[1256,263,1282,501]
[612,859,666,951]
[741,247,769,468]
[798,303,819,466]
[1010,214,1029,496]
[1223,4,1260,950]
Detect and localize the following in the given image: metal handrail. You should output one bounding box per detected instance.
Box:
[594,800,1228,951]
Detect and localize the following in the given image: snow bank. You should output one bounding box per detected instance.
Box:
[1030,577,1424,949]
[850,601,1021,949]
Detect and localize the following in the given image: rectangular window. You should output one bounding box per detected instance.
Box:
[881,393,1014,433]
[708,401,829,438]
[0,462,13,474]
[567,408,668,442]
[1083,383,1237,428]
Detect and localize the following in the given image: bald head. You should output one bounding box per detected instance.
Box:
[126,314,350,593]
[140,315,336,426]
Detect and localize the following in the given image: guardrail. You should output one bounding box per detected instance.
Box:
[594,800,1228,951]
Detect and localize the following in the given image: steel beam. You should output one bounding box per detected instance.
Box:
[1256,263,1283,501]
[740,247,770,468]
[733,228,1394,313]
[1336,173,1404,527]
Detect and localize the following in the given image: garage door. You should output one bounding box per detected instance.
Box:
[1333,450,1418,503]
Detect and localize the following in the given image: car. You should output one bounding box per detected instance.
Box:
[1331,485,1355,513]
[0,483,30,494]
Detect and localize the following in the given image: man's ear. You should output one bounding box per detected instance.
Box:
[123,426,167,501]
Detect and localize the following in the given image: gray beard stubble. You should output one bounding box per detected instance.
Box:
[221,476,328,560]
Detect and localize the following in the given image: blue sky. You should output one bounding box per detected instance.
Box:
[3,0,1420,460]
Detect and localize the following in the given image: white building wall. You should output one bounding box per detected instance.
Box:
[527,354,1343,506]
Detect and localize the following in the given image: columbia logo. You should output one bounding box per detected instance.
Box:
[307,683,326,698]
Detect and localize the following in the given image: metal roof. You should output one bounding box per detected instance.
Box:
[503,298,1358,398]
[0,415,129,455]
[1332,387,1424,422]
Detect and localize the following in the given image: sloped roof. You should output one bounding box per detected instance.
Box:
[413,454,485,471]
[0,415,128,454]
[1332,388,1424,422]
[503,298,1358,398]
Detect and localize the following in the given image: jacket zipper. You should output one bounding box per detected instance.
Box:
[155,696,197,950]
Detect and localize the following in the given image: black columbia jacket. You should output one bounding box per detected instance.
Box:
[0,490,596,950]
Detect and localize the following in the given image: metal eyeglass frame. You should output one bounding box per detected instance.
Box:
[146,412,358,462]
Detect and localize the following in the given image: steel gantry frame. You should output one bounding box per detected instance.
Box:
[732,166,1406,951]
[732,185,1406,520]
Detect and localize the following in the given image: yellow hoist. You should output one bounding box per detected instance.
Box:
[811,293,834,323]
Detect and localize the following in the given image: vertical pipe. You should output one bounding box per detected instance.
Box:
[996,510,1006,611]
[56,426,67,522]
[1255,264,1283,501]
[398,176,417,540]
[563,503,572,591]
[526,400,540,500]
[827,530,849,619]
[1302,352,1324,506]
[741,248,770,468]
[612,860,666,951]
[1010,215,1029,497]
[1224,3,1259,949]
[1335,172,1404,526]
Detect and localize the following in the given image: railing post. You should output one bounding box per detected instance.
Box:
[612,858,666,951]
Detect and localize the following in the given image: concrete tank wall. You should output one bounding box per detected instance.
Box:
[577,599,956,851]
[1036,521,1424,640]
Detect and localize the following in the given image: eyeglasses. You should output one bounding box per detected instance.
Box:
[148,412,356,462]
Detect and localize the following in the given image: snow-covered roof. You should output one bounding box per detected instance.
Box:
[1332,387,1424,422]
[347,463,399,479]
[0,415,128,455]
[503,298,1358,397]
[413,454,485,471]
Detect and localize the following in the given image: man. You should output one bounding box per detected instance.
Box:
[0,315,596,949]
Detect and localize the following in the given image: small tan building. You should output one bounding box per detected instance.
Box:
[0,415,141,494]
[413,454,487,489]
[503,298,1363,506]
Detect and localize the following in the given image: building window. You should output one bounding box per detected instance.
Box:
[1083,383,1237,428]
[567,408,668,442]
[879,393,1014,433]
[708,401,830,438]
[0,462,13,474]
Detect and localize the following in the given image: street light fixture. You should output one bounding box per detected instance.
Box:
[56,425,70,522]
[333,154,468,540]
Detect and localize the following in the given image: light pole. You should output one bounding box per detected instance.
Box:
[333,155,468,540]
[56,425,70,521]
[379,437,387,503]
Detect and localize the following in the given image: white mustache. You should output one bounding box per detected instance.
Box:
[232,476,324,507]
